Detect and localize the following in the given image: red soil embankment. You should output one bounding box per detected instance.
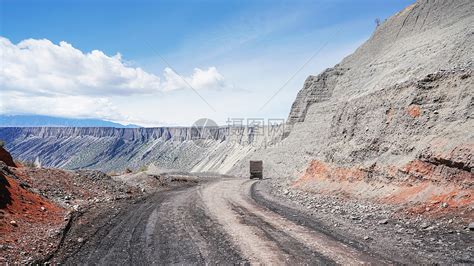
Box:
[0,148,67,263]
[293,153,473,220]
[0,147,16,167]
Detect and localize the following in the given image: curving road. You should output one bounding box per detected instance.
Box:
[63,178,390,265]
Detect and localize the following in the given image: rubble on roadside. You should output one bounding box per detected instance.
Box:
[266,181,473,263]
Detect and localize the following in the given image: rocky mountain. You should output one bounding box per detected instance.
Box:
[231,0,473,179]
[0,126,279,173]
[224,0,474,218]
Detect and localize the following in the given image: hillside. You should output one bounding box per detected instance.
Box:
[231,0,473,182]
[226,0,473,219]
[0,146,144,263]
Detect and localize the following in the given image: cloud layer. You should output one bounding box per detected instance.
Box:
[0,37,162,96]
[0,37,226,121]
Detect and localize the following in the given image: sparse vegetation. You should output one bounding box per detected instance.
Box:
[18,160,36,168]
[139,165,148,172]
[108,171,118,176]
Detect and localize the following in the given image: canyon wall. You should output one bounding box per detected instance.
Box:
[0,126,280,173]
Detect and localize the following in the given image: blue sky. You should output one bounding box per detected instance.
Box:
[0,0,413,126]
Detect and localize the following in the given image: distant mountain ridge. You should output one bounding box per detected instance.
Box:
[0,115,139,128]
[0,126,266,173]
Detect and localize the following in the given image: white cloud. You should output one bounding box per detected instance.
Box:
[0,37,226,95]
[0,37,227,121]
[0,37,162,96]
[162,66,225,92]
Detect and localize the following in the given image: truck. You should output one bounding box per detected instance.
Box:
[249,160,263,179]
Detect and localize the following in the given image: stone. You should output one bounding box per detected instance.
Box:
[420,222,430,229]
[10,220,17,226]
[77,237,84,243]
[378,219,389,225]
[469,222,474,231]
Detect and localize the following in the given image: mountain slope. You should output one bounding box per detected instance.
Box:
[289,0,473,124]
[231,0,473,176]
[227,0,473,217]
[0,126,272,173]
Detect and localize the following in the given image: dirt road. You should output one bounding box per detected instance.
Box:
[61,177,391,265]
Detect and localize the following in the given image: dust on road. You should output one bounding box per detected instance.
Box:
[60,177,389,265]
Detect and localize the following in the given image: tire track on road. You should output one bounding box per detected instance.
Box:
[60,177,391,265]
[201,178,387,265]
[230,203,333,265]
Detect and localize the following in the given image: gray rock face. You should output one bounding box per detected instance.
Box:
[0,127,228,141]
[229,0,474,182]
[287,67,343,124]
[289,0,473,124]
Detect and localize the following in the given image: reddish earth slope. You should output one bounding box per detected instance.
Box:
[0,146,138,263]
[293,157,473,221]
[0,148,67,263]
[0,147,16,167]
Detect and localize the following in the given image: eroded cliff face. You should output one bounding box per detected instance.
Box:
[0,126,280,173]
[228,0,473,212]
[287,67,343,124]
[288,0,473,125]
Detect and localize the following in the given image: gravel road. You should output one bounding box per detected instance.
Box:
[61,177,393,265]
